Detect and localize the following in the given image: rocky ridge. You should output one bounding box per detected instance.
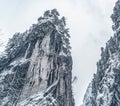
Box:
[83,1,120,106]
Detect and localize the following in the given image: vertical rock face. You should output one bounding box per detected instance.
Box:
[83,1,120,106]
[0,9,74,106]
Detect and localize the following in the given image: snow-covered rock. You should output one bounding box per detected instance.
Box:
[0,9,74,106]
[83,1,120,106]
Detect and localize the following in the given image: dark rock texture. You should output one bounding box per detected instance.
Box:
[0,9,74,106]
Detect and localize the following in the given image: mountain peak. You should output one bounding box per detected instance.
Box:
[0,9,74,106]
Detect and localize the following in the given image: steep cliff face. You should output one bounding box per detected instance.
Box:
[83,1,120,106]
[0,9,74,106]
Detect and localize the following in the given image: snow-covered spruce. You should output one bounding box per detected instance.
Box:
[0,9,74,106]
[83,1,120,106]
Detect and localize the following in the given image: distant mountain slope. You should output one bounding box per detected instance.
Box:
[0,39,6,54]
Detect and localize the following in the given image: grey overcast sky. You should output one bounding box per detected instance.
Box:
[0,0,117,105]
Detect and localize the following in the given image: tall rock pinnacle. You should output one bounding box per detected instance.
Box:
[0,9,74,106]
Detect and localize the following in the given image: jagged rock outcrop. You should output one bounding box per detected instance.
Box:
[83,1,120,106]
[0,9,74,106]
